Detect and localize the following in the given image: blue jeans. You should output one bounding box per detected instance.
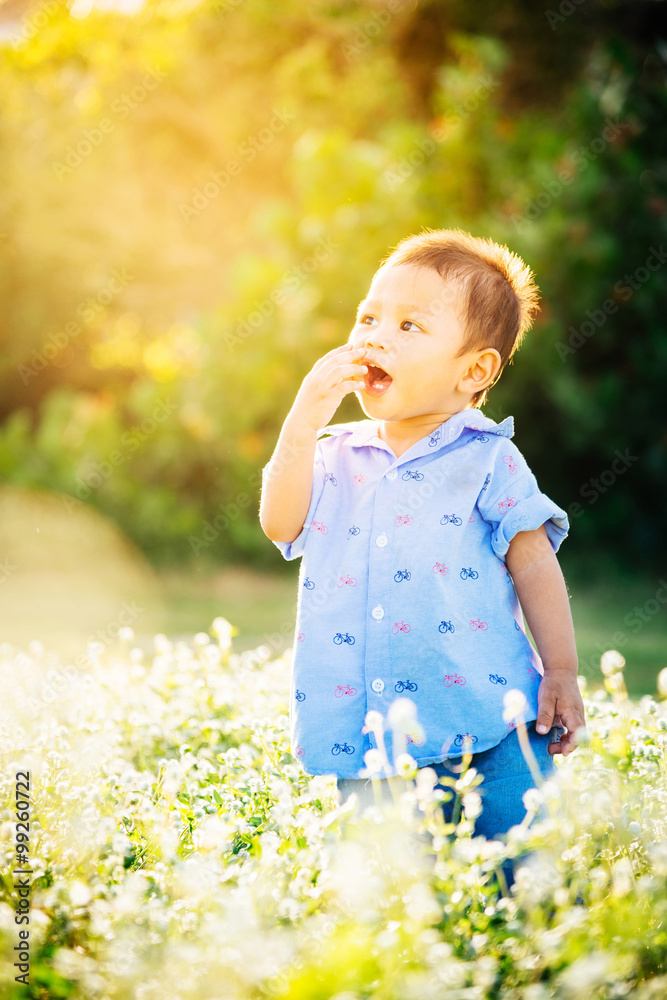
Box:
[336,720,563,892]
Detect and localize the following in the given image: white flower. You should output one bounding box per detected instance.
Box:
[362,710,384,735]
[647,841,667,875]
[308,774,337,800]
[503,689,528,722]
[194,632,210,647]
[69,880,92,907]
[540,777,562,803]
[111,832,131,856]
[395,753,417,778]
[363,748,386,774]
[212,617,234,649]
[415,766,438,793]
[522,787,544,813]
[462,790,482,820]
[202,643,223,664]
[161,759,185,795]
[600,649,625,676]
[154,633,172,654]
[658,668,667,698]
[387,696,417,728]
[192,814,234,852]
[118,627,134,642]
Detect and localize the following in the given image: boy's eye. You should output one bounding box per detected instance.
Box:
[358,315,421,331]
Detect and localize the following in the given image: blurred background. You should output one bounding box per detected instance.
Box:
[0,0,665,692]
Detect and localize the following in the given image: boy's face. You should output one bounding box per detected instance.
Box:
[348,263,492,421]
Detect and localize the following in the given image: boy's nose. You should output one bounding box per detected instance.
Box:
[360,336,384,356]
[361,337,398,365]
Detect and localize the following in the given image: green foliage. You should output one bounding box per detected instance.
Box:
[0,1,664,567]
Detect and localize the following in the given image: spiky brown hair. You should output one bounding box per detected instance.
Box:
[377,228,541,408]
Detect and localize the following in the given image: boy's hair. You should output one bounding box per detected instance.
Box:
[377,228,541,408]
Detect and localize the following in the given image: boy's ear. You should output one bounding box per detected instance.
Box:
[458,348,502,395]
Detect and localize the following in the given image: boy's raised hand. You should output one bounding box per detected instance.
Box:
[535,669,587,757]
[290,343,368,432]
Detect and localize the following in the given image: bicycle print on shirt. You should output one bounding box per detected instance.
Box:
[266,409,570,777]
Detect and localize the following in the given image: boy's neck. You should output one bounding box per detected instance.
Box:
[376,406,477,458]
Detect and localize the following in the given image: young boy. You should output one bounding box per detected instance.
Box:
[259,228,586,843]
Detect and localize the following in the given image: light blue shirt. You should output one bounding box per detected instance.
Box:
[264,407,569,778]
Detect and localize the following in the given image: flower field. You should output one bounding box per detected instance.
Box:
[2,624,667,1000]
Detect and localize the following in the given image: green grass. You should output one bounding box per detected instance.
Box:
[557,550,666,696]
[158,563,298,655]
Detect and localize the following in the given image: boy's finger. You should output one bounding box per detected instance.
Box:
[317,343,357,362]
[314,344,364,371]
[554,728,577,756]
[535,700,555,734]
[559,707,585,740]
[551,707,586,755]
[543,704,581,753]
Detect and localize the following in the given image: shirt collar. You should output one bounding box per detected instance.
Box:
[318,408,514,454]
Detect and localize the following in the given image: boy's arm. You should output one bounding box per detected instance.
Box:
[506,524,586,757]
[259,414,319,544]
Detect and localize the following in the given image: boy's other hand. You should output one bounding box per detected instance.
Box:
[289,343,369,432]
[535,669,586,757]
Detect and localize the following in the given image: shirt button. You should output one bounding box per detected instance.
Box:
[371,678,385,693]
[386,469,398,480]
[376,534,387,547]
[372,605,384,620]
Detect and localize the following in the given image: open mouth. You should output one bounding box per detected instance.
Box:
[363,364,393,396]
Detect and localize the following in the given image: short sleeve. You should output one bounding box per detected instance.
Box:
[261,440,327,561]
[477,439,569,560]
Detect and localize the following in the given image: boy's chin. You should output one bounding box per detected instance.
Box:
[357,395,389,418]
